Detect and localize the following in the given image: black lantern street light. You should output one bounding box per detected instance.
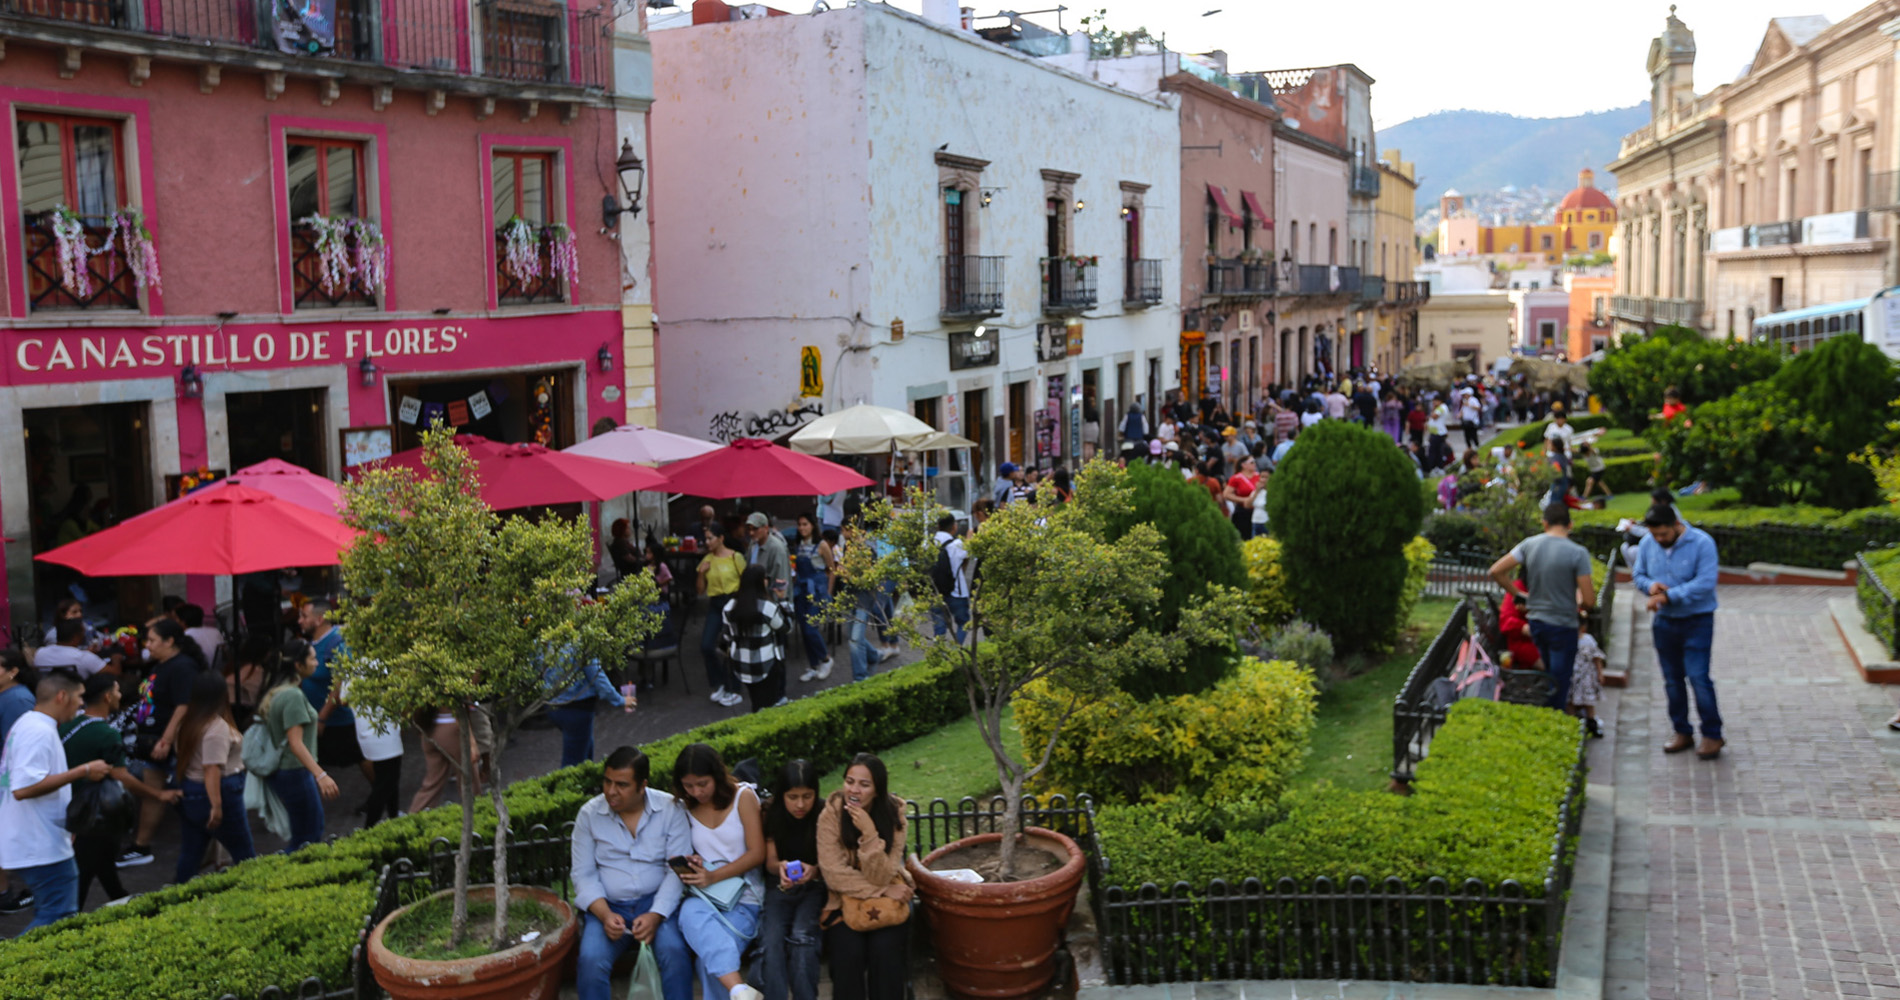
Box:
[359,356,377,388]
[601,139,646,230]
[597,343,614,374]
[1279,250,1297,291]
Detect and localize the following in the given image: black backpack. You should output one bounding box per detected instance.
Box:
[931,541,957,598]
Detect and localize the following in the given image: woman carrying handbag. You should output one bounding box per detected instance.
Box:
[816,753,910,1000]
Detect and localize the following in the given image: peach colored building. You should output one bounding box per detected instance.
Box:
[1567,275,1616,358]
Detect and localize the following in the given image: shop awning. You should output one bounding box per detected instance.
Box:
[1207,184,1244,229]
[1240,190,1273,230]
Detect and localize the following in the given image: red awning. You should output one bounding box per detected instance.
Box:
[1207,184,1244,229]
[1240,190,1273,230]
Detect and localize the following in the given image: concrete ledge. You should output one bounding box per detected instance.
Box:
[1601,585,1634,688]
[1077,981,1556,999]
[1828,597,1900,684]
[1553,783,1614,1000]
[1618,564,1854,587]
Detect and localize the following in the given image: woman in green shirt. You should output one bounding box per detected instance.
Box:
[697,531,749,708]
[261,638,338,850]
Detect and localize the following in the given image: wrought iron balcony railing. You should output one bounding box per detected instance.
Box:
[942,255,1005,318]
[1287,263,1360,296]
[1124,258,1163,306]
[22,212,139,311]
[1041,256,1099,313]
[1206,258,1275,297]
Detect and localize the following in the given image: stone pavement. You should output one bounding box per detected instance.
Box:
[1603,585,1900,1000]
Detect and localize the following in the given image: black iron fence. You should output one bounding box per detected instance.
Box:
[1421,545,1502,599]
[1856,551,1899,657]
[1391,597,1472,784]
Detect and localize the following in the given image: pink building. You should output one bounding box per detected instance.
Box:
[0,8,637,627]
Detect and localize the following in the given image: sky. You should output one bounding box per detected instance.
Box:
[878,0,1868,128]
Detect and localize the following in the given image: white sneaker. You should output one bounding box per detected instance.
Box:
[798,667,820,682]
[719,690,745,707]
[731,985,765,1000]
[709,687,729,704]
[812,659,833,681]
[771,697,791,708]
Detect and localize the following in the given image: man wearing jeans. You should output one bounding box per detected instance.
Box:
[1632,504,1724,759]
[1490,502,1597,712]
[0,670,108,930]
[572,746,698,1000]
[931,514,971,643]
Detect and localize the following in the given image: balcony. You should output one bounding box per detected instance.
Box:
[1206,258,1275,298]
[942,255,1005,318]
[1357,274,1385,304]
[0,0,608,93]
[495,225,568,305]
[1610,295,1702,329]
[292,222,378,310]
[1040,256,1099,314]
[1384,279,1429,307]
[1124,258,1163,307]
[22,212,139,311]
[1286,263,1361,296]
[1350,164,1381,198]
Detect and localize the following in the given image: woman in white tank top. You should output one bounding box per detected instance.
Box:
[672,744,767,1000]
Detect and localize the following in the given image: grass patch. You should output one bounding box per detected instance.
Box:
[821,705,1017,805]
[380,895,564,962]
[1286,596,1462,794]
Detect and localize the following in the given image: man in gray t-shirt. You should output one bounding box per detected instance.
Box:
[1489,502,1597,710]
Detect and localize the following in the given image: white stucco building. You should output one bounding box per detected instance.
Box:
[649,1,1180,508]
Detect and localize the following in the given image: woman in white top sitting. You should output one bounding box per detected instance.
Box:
[672,743,767,1000]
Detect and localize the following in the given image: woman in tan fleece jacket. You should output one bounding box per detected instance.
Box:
[815,752,911,1000]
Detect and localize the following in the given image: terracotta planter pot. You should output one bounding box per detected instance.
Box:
[367,884,579,1000]
[907,827,1087,999]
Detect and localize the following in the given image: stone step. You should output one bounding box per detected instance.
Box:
[1827,596,1900,683]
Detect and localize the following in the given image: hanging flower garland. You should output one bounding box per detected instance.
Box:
[301,215,353,293]
[112,208,162,292]
[299,215,388,295]
[500,216,542,281]
[349,217,388,295]
[547,222,579,288]
[46,205,94,298]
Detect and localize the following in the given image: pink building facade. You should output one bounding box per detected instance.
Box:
[0,13,630,627]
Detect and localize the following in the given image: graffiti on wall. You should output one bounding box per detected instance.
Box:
[708,403,826,443]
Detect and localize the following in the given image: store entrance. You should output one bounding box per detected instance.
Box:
[227,387,328,474]
[24,402,157,627]
[388,370,575,452]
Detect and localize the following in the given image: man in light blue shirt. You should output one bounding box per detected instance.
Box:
[1631,504,1723,759]
[572,746,696,1000]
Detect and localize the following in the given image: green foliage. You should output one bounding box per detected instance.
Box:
[1094,699,1580,889]
[1018,657,1316,812]
[1420,511,1484,554]
[1396,536,1436,628]
[1267,421,1426,654]
[1588,325,1782,433]
[1591,453,1656,495]
[1259,620,1333,674]
[1488,413,1612,449]
[1450,452,1560,560]
[1105,460,1248,698]
[1858,548,1900,656]
[1240,536,1296,629]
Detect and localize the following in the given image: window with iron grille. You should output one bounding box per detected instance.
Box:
[16,112,139,311]
[494,151,566,304]
[482,0,566,83]
[287,137,377,309]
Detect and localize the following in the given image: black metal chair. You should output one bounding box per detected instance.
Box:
[629,603,687,695]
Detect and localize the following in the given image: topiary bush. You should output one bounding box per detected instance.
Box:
[1266,421,1427,653]
[1018,656,1317,811]
[1105,459,1247,699]
[1588,325,1782,434]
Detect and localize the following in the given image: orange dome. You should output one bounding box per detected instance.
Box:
[1559,168,1614,212]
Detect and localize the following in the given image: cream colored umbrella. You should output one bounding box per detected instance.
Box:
[908,431,978,451]
[788,404,938,455]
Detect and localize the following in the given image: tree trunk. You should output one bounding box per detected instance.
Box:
[450,706,477,948]
[487,708,512,952]
[997,773,1023,881]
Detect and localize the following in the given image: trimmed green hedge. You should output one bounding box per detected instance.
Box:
[1858,548,1900,655]
[1491,413,1612,450]
[0,657,968,1000]
[1590,454,1654,495]
[1571,503,1900,570]
[1095,699,1581,890]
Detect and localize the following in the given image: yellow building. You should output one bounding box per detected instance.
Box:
[1439,169,1619,263]
[1368,149,1423,372]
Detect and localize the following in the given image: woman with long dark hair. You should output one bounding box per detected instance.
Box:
[758,759,824,1000]
[790,514,834,683]
[172,671,256,882]
[721,565,793,712]
[816,752,910,1000]
[671,743,766,1000]
[259,637,338,850]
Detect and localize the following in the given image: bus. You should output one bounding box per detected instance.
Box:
[1750,287,1900,357]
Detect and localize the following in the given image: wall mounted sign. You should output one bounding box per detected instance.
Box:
[949,328,997,370]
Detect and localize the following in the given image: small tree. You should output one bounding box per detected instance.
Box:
[1587,325,1781,434]
[832,461,1246,879]
[335,426,659,950]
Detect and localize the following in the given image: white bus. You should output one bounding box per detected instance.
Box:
[1750,287,1900,358]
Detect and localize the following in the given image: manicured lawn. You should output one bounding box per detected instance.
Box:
[821,704,1017,805]
[1285,596,1464,794]
[1594,486,1740,518]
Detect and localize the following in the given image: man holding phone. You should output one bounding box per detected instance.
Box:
[572,746,695,1000]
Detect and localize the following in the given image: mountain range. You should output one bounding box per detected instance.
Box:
[1378,104,1652,213]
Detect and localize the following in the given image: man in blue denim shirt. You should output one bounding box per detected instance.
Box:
[542,647,625,768]
[572,746,696,1000]
[1632,504,1724,760]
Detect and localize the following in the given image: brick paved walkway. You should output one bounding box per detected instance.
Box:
[1604,585,1900,1000]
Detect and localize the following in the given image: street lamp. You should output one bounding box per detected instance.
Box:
[597,343,614,374]
[1279,250,1296,289]
[601,139,646,230]
[359,356,377,388]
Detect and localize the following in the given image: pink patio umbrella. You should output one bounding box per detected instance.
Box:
[655,438,875,500]
[562,425,722,465]
[364,434,668,509]
[36,484,358,575]
[169,458,344,515]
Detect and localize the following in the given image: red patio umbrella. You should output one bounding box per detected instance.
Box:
[166,458,344,516]
[364,434,667,509]
[36,483,358,576]
[656,438,875,499]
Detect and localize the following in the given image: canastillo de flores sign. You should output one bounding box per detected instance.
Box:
[6,314,619,379]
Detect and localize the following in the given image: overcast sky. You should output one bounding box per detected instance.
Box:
[879,0,1869,128]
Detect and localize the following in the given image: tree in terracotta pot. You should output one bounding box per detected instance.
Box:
[834,461,1245,995]
[335,426,658,995]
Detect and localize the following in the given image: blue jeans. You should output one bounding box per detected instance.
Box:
[700,595,734,693]
[793,575,830,666]
[578,895,693,1000]
[677,896,761,1000]
[16,857,78,930]
[548,702,597,768]
[933,595,970,642]
[757,881,824,1000]
[1654,612,1722,740]
[848,596,886,682]
[1528,620,1579,712]
[176,774,257,885]
[266,767,326,851]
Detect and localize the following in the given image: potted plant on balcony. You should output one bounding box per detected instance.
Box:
[300,214,389,296]
[1238,246,1266,264]
[836,465,1245,998]
[337,425,659,1000]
